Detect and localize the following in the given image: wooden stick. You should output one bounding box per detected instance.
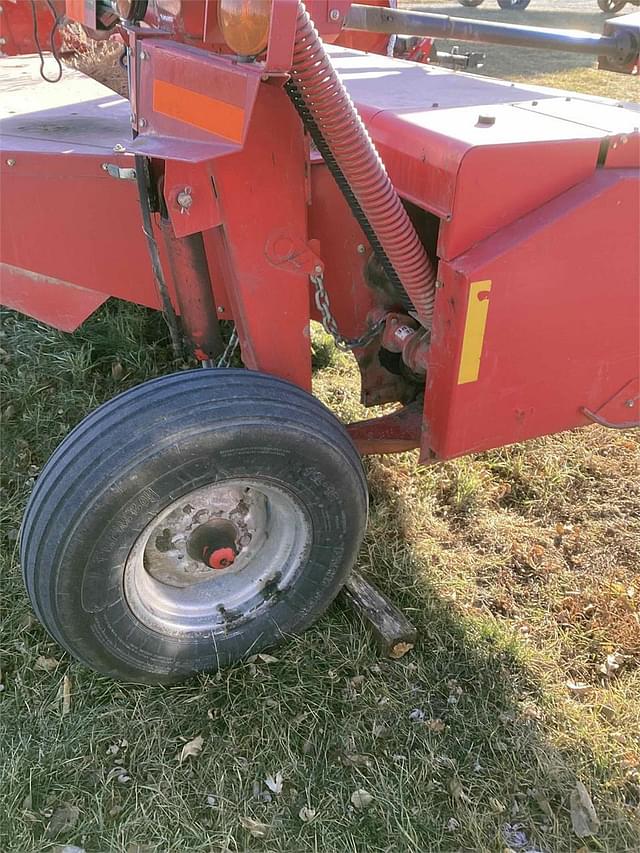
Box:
[340,570,418,659]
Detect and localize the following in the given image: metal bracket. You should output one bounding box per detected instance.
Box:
[102,163,137,181]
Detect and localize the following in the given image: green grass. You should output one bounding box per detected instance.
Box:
[2,4,640,849]
[2,310,639,852]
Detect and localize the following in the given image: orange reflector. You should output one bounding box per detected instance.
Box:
[153,80,245,143]
[219,0,272,57]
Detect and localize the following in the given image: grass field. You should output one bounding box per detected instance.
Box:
[1,4,639,852]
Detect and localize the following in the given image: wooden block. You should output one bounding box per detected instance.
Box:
[340,570,418,659]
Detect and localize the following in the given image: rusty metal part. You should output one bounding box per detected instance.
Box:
[290,2,437,326]
[347,399,424,455]
[158,219,224,362]
[380,312,430,376]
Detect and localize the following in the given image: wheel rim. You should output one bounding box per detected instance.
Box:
[124,479,311,636]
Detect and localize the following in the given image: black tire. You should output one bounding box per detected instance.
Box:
[21,369,368,684]
[458,0,485,6]
[497,0,531,8]
[597,0,626,11]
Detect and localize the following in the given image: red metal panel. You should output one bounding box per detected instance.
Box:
[605,131,640,169]
[0,264,107,331]
[210,82,312,390]
[308,164,376,340]
[0,151,160,311]
[437,138,600,261]
[65,0,96,28]
[163,160,222,239]
[423,169,640,461]
[135,39,261,150]
[330,46,636,258]
[0,0,64,55]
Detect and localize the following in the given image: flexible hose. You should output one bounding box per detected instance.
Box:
[290,2,437,325]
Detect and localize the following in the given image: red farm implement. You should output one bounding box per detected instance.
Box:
[0,0,638,683]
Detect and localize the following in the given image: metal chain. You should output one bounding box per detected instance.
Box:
[216,329,239,367]
[310,273,384,351]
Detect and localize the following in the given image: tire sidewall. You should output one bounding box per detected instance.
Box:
[31,417,366,683]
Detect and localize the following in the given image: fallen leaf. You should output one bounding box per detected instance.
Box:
[389,641,414,659]
[566,680,592,699]
[257,653,279,664]
[107,767,132,784]
[35,655,60,672]
[179,734,204,763]
[599,704,616,722]
[52,847,86,853]
[448,776,471,804]
[426,718,446,733]
[532,788,553,819]
[239,816,270,838]
[298,805,316,822]
[45,805,80,839]
[61,675,72,716]
[490,798,506,814]
[570,782,600,838]
[342,753,372,768]
[599,653,625,678]
[350,788,373,810]
[502,822,529,849]
[264,771,283,794]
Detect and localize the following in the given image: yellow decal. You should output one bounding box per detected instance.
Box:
[457,279,492,385]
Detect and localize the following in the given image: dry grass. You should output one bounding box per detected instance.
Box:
[1,3,639,851]
[61,22,128,97]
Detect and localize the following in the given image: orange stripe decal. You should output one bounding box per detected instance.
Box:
[153,80,244,143]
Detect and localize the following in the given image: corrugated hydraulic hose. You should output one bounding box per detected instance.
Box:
[291,2,437,326]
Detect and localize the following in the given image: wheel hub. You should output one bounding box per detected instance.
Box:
[142,486,262,587]
[123,479,311,636]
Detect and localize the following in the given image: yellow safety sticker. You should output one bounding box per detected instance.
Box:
[457,279,492,385]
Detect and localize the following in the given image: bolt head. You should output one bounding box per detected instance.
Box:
[113,143,126,153]
[6,158,16,166]
[625,399,636,408]
[217,306,225,313]
[177,190,193,210]
[357,244,366,254]
[139,50,148,60]
[139,118,148,128]
[329,8,340,21]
